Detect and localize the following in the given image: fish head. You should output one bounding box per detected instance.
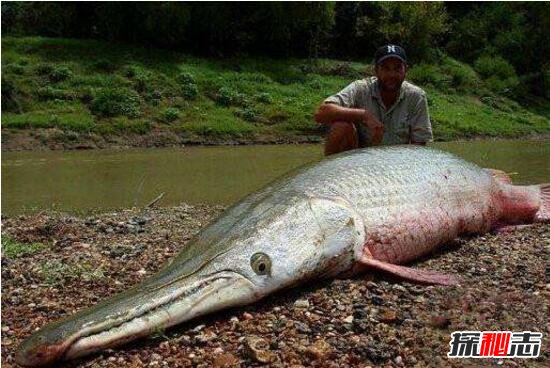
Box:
[214,194,366,297]
[16,194,364,366]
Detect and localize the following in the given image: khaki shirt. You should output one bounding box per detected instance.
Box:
[324,77,433,145]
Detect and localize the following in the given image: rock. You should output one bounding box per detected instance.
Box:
[305,339,332,360]
[379,309,398,323]
[192,324,205,332]
[394,356,403,365]
[294,321,310,333]
[429,314,451,329]
[196,330,217,344]
[294,299,310,308]
[244,336,276,363]
[242,312,253,320]
[343,315,354,323]
[213,352,240,367]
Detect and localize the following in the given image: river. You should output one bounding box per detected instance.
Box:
[2,140,549,216]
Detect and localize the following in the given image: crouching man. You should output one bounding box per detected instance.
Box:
[315,44,433,156]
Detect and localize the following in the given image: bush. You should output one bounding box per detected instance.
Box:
[91,88,140,117]
[177,72,196,85]
[35,63,54,76]
[163,107,180,122]
[351,2,448,62]
[474,55,517,80]
[474,55,518,95]
[35,63,73,82]
[439,57,480,91]
[133,72,150,93]
[5,63,26,75]
[49,65,73,82]
[236,107,259,122]
[181,82,198,100]
[215,87,246,107]
[36,86,75,101]
[255,92,273,104]
[123,65,141,78]
[1,77,19,111]
[408,64,450,89]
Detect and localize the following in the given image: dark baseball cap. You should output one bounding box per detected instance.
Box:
[374,44,407,65]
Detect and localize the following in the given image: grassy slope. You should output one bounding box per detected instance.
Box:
[2,37,549,143]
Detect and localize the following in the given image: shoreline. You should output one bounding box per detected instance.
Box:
[2,128,549,152]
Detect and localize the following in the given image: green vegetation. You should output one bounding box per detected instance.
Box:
[1,37,549,143]
[38,259,105,285]
[1,233,46,258]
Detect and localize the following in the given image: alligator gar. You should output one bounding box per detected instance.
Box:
[16,146,549,366]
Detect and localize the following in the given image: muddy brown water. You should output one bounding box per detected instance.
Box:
[2,140,549,216]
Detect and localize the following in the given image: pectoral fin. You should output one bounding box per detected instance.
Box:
[358,256,459,286]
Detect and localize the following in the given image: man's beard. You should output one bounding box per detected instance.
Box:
[379,79,403,93]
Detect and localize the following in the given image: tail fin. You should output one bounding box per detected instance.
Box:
[534,183,550,223]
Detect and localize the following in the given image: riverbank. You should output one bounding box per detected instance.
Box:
[2,127,550,152]
[2,37,550,152]
[2,205,548,367]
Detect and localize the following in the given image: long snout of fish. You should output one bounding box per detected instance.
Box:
[16,268,254,367]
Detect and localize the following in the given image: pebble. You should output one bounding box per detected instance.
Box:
[242,312,253,320]
[305,339,332,360]
[192,324,205,332]
[379,309,398,323]
[430,314,451,329]
[394,356,403,365]
[2,326,10,332]
[294,299,310,308]
[212,352,239,367]
[343,315,354,323]
[244,336,276,363]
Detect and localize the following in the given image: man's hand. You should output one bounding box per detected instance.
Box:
[362,110,384,145]
[315,103,384,145]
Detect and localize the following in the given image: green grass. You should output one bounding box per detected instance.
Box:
[2,233,46,258]
[38,259,105,285]
[2,36,549,142]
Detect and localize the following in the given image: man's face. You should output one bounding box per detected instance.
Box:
[375,58,407,92]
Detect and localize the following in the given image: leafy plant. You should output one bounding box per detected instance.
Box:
[91,88,140,117]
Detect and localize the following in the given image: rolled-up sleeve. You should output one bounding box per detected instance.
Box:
[324,81,360,108]
[410,93,433,143]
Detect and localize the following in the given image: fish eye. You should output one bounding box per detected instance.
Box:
[250,252,271,276]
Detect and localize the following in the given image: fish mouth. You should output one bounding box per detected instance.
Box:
[16,271,255,367]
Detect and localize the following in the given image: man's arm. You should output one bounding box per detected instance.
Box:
[315,103,385,145]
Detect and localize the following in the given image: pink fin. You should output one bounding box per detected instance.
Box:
[359,256,459,286]
[485,168,513,184]
[534,183,550,223]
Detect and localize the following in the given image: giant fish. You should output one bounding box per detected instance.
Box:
[16,146,549,366]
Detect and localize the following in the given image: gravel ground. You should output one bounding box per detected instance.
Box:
[1,205,548,367]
